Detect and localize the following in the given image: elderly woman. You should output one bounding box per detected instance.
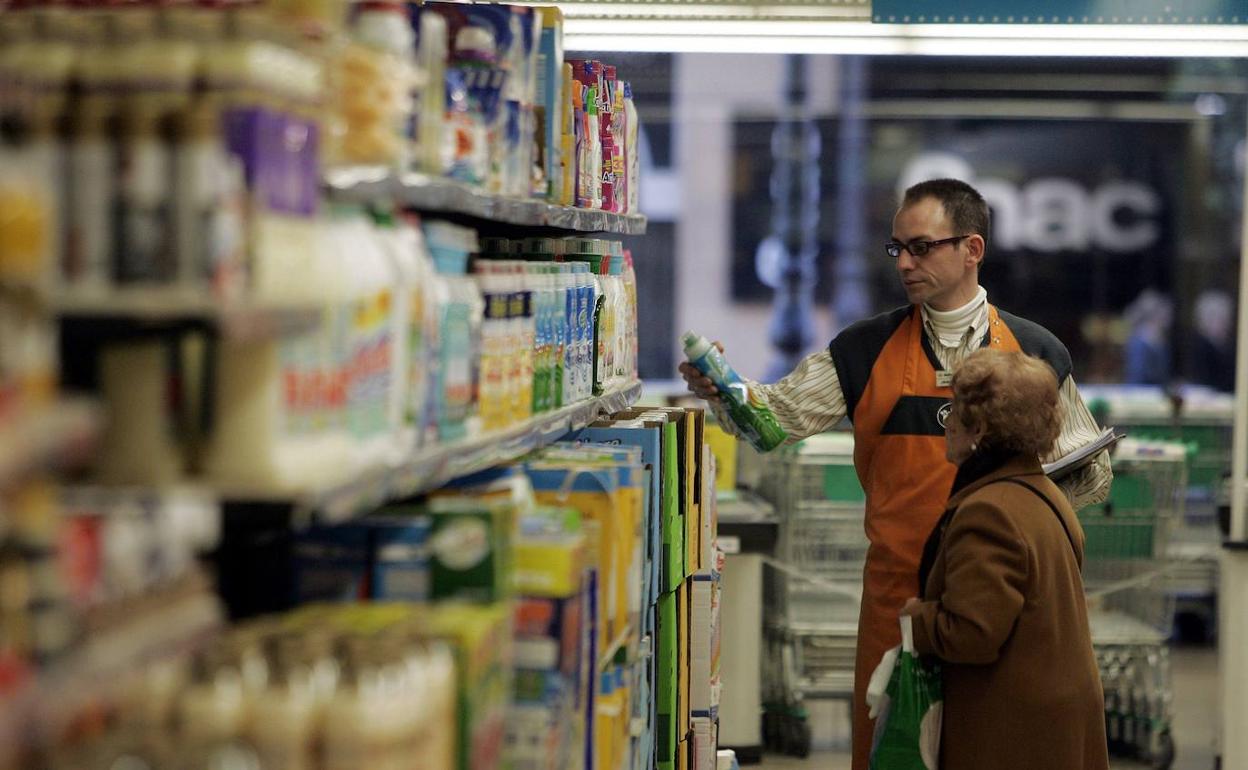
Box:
[901,348,1109,770]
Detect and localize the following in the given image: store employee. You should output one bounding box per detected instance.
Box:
[679,178,1112,770]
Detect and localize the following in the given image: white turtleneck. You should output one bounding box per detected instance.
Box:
[922,286,989,350]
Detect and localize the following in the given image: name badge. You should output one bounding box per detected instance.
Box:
[936,370,954,388]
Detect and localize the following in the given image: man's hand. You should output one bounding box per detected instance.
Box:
[900,597,923,617]
[678,341,724,402]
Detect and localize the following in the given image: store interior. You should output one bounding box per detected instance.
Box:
[0,3,1245,770]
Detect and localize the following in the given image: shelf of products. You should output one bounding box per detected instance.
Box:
[0,399,99,491]
[0,572,225,767]
[54,288,324,340]
[286,379,645,524]
[0,0,712,767]
[326,168,648,236]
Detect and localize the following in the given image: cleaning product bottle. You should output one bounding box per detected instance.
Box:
[681,331,788,452]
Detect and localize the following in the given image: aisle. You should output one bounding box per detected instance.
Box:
[755,646,1219,770]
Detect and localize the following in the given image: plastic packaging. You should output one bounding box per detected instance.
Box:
[624,83,640,215]
[682,331,788,452]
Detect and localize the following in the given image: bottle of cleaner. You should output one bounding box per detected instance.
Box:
[681,331,788,452]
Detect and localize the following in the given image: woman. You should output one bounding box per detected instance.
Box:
[901,348,1109,770]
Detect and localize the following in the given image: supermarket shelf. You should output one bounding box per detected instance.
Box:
[0,571,223,758]
[54,287,322,339]
[285,379,645,523]
[325,167,648,236]
[0,399,100,490]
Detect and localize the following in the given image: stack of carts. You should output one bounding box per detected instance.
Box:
[756,431,1185,767]
[1081,437,1187,769]
[756,433,865,755]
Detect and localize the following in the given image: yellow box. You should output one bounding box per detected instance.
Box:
[513,533,585,599]
[703,422,738,494]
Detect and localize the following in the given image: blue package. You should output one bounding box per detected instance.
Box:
[369,515,433,601]
[293,523,372,603]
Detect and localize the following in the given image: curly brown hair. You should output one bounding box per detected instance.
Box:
[951,349,1062,457]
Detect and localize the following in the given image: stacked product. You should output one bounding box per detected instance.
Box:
[509,507,591,770]
[0,488,223,770]
[525,442,648,770]
[284,403,722,770]
[41,602,509,770]
[82,216,640,492]
[572,406,723,770]
[346,4,642,210]
[0,1,641,305]
[0,0,321,297]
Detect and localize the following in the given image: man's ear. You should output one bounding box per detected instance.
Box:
[965,234,986,267]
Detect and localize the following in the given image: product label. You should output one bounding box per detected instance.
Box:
[347,292,394,440]
[431,517,490,571]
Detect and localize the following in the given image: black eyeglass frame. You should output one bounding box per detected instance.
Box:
[884,235,973,259]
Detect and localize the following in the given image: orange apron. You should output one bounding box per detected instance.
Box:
[849,304,1021,769]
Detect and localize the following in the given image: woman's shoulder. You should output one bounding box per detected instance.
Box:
[957,474,1069,526]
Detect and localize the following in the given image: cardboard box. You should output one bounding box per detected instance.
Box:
[292,523,371,603]
[703,422,739,493]
[427,497,514,603]
[692,717,718,770]
[656,590,679,770]
[574,421,664,621]
[679,579,691,740]
[690,570,721,719]
[369,515,432,601]
[514,595,583,681]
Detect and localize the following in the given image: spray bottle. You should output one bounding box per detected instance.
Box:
[681,332,788,452]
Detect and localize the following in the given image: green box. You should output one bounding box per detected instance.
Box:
[656,590,679,770]
[661,422,684,594]
[822,465,865,503]
[426,498,514,602]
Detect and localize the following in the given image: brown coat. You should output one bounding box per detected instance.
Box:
[910,455,1109,770]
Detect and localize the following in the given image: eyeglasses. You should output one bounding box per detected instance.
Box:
[884,235,971,259]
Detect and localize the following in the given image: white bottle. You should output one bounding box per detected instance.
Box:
[353,1,416,168]
[475,262,505,431]
[377,221,418,461]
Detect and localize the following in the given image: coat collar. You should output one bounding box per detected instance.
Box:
[947,453,1046,509]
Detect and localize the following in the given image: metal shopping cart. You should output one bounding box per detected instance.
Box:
[1081,437,1188,769]
[756,433,865,757]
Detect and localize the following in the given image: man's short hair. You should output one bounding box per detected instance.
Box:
[902,178,990,244]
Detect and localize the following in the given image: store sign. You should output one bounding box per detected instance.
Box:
[898,152,1162,253]
[873,0,1246,24]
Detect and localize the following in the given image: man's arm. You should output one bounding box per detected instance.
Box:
[1043,376,1113,509]
[708,350,848,446]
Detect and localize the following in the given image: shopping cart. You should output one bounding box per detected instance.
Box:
[1081,437,1187,769]
[1084,386,1231,637]
[756,433,864,757]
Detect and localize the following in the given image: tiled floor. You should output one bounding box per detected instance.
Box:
[754,646,1220,770]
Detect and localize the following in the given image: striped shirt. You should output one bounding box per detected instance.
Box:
[715,299,1113,511]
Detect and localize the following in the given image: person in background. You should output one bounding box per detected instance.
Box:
[902,348,1108,770]
[679,178,1112,770]
[1122,288,1173,386]
[1188,289,1235,392]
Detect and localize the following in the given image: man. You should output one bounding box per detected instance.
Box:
[680,178,1112,770]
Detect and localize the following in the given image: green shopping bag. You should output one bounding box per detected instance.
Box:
[867,616,944,770]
